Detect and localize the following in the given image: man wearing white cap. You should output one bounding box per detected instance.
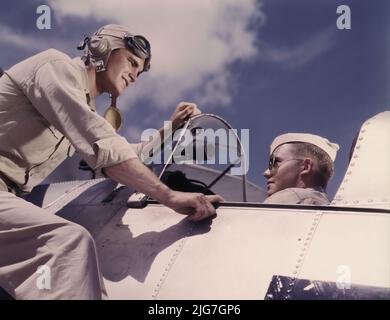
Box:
[263,133,339,205]
[0,24,223,299]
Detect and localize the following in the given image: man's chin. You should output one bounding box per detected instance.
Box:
[266,187,278,197]
[109,87,122,98]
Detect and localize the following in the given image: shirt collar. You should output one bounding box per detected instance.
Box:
[72,57,96,111]
[311,186,326,194]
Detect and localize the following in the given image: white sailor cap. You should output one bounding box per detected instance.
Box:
[270,133,340,162]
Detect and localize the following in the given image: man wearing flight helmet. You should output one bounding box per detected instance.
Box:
[0,24,223,299]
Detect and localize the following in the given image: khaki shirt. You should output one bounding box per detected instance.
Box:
[0,49,142,194]
[263,187,330,205]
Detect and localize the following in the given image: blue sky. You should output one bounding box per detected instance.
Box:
[1,0,389,198]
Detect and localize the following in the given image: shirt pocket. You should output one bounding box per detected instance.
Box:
[8,116,61,165]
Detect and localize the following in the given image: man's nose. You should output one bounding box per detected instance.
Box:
[129,68,139,82]
[128,73,137,82]
[263,168,271,178]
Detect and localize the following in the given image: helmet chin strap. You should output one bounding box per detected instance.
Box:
[103,95,123,131]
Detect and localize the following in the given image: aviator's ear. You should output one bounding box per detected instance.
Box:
[300,158,314,176]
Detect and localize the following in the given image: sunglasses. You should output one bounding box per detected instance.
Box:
[268,155,304,171]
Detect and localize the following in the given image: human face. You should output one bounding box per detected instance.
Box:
[98,48,145,97]
[263,144,304,196]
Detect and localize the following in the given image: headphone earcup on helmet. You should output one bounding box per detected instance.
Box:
[88,36,110,58]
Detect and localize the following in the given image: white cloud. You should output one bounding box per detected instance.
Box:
[124,125,143,142]
[0,24,49,51]
[48,0,264,110]
[257,27,336,69]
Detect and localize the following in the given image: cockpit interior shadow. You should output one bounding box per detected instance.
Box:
[98,208,215,283]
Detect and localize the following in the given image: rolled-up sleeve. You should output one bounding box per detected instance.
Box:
[22,59,139,171]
